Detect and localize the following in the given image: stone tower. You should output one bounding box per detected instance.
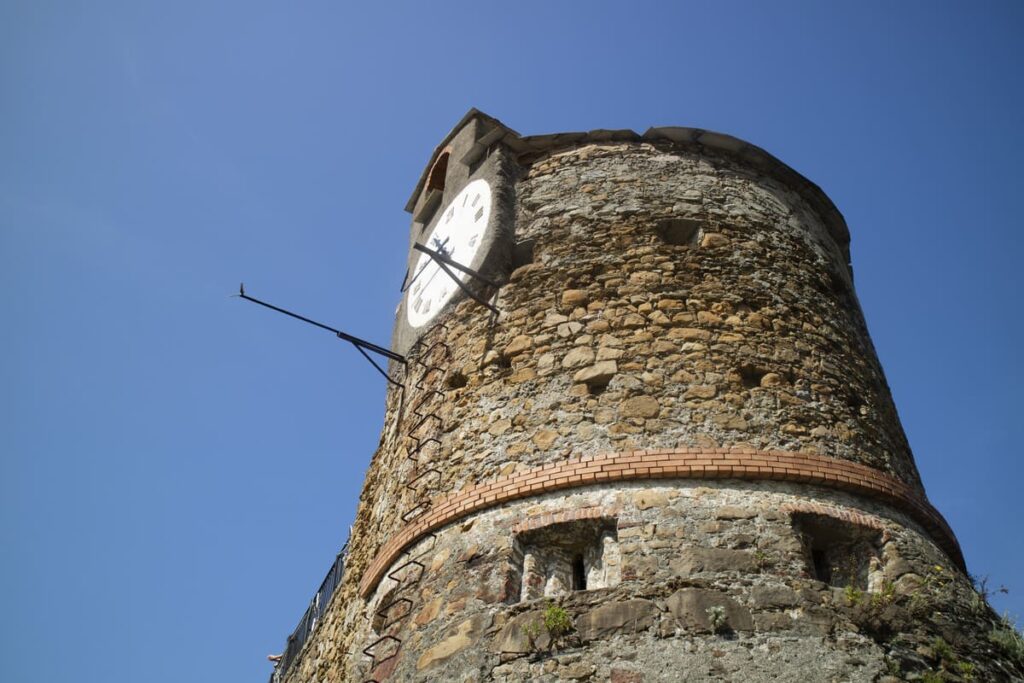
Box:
[270,111,1022,682]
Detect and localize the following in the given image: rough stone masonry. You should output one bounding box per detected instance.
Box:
[271,111,1024,682]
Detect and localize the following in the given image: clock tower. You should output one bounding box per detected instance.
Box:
[268,111,1022,683]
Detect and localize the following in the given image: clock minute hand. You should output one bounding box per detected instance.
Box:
[411,243,500,316]
[403,235,451,293]
[412,242,500,289]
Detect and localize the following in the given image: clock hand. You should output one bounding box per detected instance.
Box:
[405,236,451,291]
[432,235,452,258]
[418,258,453,294]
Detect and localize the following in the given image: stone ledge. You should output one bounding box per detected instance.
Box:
[358,447,963,597]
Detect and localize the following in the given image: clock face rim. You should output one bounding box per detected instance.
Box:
[406,178,493,328]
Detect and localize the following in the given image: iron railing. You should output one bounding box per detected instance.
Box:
[269,544,348,683]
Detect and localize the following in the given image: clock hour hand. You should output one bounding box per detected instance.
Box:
[412,242,500,289]
[411,242,500,316]
[403,235,451,293]
[415,259,446,298]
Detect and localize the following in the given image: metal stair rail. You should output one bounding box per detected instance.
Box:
[361,327,452,682]
[269,543,348,683]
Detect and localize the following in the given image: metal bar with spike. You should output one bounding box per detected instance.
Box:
[236,284,406,385]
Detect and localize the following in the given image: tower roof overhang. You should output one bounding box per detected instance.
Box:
[406,109,851,251]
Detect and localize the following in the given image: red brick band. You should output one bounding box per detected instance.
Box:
[358,448,963,597]
[510,506,619,535]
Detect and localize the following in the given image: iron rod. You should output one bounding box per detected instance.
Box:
[412,242,501,288]
[237,285,406,387]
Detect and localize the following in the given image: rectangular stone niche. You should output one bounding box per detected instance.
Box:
[509,518,621,602]
[791,512,881,590]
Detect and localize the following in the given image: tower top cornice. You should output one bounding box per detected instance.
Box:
[405,109,850,252]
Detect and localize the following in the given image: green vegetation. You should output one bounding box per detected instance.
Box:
[908,565,953,617]
[869,580,897,609]
[522,601,575,652]
[956,660,976,681]
[542,602,573,639]
[922,636,976,681]
[930,637,954,666]
[989,614,1024,664]
[753,550,770,571]
[705,605,728,633]
[882,656,902,678]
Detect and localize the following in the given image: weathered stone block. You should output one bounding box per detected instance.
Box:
[618,395,660,418]
[714,506,755,520]
[562,346,596,368]
[683,384,717,399]
[699,232,730,248]
[670,327,712,341]
[576,599,658,641]
[633,489,670,510]
[750,585,799,609]
[573,361,618,386]
[562,289,588,307]
[494,610,549,654]
[670,548,756,575]
[559,662,597,680]
[609,669,643,683]
[503,335,533,357]
[416,612,491,670]
[532,429,559,450]
[488,419,512,436]
[666,588,753,632]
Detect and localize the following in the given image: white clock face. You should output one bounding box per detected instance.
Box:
[407,178,492,328]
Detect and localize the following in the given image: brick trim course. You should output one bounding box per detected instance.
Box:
[358,447,963,597]
[510,506,619,534]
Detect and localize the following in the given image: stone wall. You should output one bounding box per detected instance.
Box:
[273,128,1022,683]
[343,481,1006,682]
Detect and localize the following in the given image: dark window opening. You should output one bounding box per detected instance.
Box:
[656,218,701,246]
[427,152,449,193]
[792,513,880,590]
[572,555,586,591]
[511,239,536,271]
[739,364,768,389]
[446,371,468,389]
[812,549,831,584]
[511,518,619,602]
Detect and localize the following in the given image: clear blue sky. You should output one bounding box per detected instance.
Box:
[2,2,1021,681]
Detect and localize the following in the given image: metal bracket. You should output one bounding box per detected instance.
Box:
[236,284,405,387]
[411,243,500,316]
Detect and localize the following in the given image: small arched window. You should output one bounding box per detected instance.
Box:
[427,152,450,193]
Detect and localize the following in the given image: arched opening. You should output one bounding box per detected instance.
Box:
[427,152,450,193]
[571,554,587,591]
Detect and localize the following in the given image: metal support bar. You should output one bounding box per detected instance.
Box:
[410,390,445,415]
[401,502,430,523]
[387,559,425,585]
[408,325,450,355]
[407,437,441,461]
[405,468,441,493]
[407,413,442,437]
[236,284,405,386]
[411,243,500,316]
[402,236,451,293]
[375,597,414,630]
[412,243,501,288]
[362,634,401,665]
